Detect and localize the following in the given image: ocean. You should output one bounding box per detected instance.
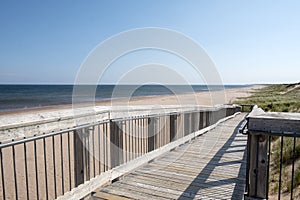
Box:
[0,84,249,112]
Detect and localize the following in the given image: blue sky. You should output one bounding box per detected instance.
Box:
[0,0,299,84]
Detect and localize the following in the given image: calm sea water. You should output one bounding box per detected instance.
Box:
[0,85,249,112]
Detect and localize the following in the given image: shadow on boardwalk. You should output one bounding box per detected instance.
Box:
[178,120,247,200]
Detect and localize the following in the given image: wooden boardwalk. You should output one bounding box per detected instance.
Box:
[91,113,247,200]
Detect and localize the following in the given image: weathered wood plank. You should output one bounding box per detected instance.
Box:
[92,191,133,200]
[116,181,189,200]
[100,183,166,200]
[134,167,246,186]
[128,171,245,191]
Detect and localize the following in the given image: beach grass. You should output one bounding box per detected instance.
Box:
[234,83,300,112]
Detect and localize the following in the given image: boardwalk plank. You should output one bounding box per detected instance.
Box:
[127,171,245,192]
[100,183,167,200]
[92,191,133,200]
[115,182,181,200]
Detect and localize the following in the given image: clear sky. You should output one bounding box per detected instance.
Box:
[0,0,299,84]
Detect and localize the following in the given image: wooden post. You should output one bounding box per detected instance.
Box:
[170,114,176,142]
[143,118,147,154]
[118,121,124,165]
[154,117,158,149]
[99,123,105,173]
[154,117,159,149]
[177,114,183,139]
[83,128,90,181]
[136,119,140,156]
[160,116,164,146]
[199,111,205,130]
[193,112,199,132]
[192,112,197,132]
[132,119,136,158]
[190,112,194,132]
[247,133,268,199]
[205,111,210,127]
[129,119,133,161]
[184,113,189,136]
[106,121,111,170]
[123,121,127,163]
[216,109,221,123]
[109,120,119,168]
[211,110,216,125]
[125,120,130,161]
[74,130,84,186]
[145,118,149,153]
[139,118,143,154]
[219,108,226,121]
[188,113,192,135]
[148,117,155,152]
[164,116,169,145]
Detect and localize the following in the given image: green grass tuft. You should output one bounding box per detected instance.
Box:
[234,83,300,112]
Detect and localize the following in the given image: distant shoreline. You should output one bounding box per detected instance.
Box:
[0,84,253,115]
[0,84,264,116]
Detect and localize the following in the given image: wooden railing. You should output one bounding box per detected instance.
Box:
[0,105,240,200]
[241,106,300,200]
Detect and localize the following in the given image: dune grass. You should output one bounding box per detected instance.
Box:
[234,83,300,112]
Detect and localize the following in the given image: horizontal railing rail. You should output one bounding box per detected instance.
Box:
[0,105,240,200]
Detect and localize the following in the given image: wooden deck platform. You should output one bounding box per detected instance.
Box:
[91,113,247,199]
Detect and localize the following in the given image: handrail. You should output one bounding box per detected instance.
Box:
[0,105,240,200]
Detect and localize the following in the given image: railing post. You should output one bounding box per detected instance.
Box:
[154,117,159,149]
[177,113,184,139]
[206,111,210,127]
[170,114,176,142]
[148,117,155,151]
[109,120,120,168]
[74,130,84,187]
[211,110,216,124]
[246,133,268,199]
[199,111,204,129]
[184,113,190,136]
[165,115,170,145]
[193,112,199,132]
[83,128,90,182]
[118,121,124,165]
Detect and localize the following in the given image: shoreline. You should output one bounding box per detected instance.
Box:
[0,84,264,116]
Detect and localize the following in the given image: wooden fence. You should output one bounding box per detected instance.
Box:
[0,105,240,200]
[241,106,300,200]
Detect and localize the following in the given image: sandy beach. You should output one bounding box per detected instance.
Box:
[107,85,264,106]
[0,85,264,142]
[0,85,263,117]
